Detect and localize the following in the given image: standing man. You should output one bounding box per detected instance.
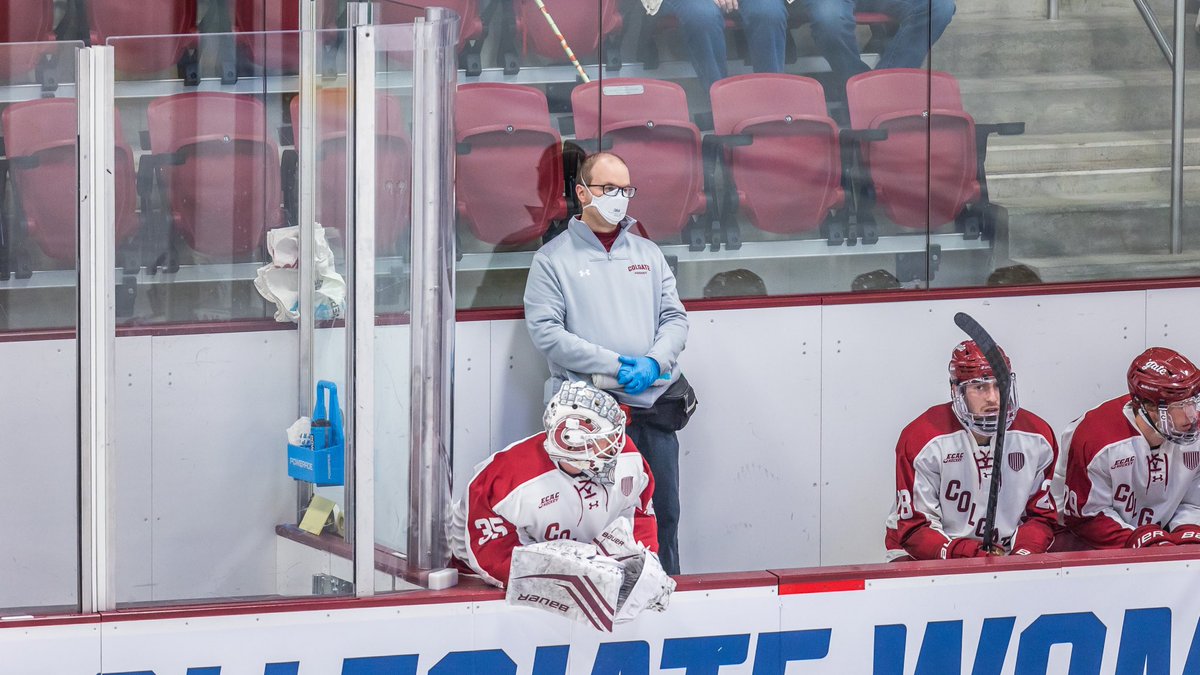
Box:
[801,0,956,95]
[524,152,690,575]
[1059,348,1200,549]
[885,341,1059,560]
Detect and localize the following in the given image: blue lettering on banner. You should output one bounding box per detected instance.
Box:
[750,629,832,675]
[532,645,570,675]
[90,609,1200,675]
[429,650,516,675]
[342,655,420,674]
[591,641,650,675]
[1015,613,1105,675]
[660,634,750,674]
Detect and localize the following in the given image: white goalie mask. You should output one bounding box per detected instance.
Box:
[543,381,626,484]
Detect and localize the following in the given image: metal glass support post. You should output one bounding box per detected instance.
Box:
[296,0,318,523]
[1048,0,1058,20]
[77,45,116,613]
[1171,0,1186,254]
[406,8,460,591]
[348,23,377,598]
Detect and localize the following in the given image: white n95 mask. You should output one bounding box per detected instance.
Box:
[583,190,629,225]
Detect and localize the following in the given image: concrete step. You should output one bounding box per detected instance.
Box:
[933,15,1175,78]
[1002,193,1200,256]
[988,165,1200,201]
[953,0,1159,19]
[1012,251,1200,281]
[985,131,1200,173]
[958,69,1195,134]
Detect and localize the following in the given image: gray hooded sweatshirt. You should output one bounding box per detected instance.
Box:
[524,216,689,408]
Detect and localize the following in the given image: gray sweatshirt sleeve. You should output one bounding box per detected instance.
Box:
[645,249,689,375]
[524,252,622,376]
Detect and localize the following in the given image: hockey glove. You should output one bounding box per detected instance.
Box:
[941,537,993,559]
[1126,524,1175,548]
[1170,524,1200,545]
[617,356,661,395]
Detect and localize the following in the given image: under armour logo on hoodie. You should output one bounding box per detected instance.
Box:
[578,269,591,277]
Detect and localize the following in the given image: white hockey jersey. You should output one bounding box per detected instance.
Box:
[1058,395,1200,548]
[448,432,658,587]
[885,403,1059,560]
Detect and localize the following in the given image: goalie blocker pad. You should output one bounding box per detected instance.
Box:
[507,519,675,631]
[507,540,624,631]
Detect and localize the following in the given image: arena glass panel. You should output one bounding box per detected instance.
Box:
[0,41,84,616]
[370,20,419,592]
[931,0,1180,287]
[451,0,604,310]
[108,29,363,606]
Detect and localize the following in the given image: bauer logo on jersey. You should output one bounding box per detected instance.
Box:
[1185,451,1200,471]
[621,476,634,496]
[1007,452,1025,472]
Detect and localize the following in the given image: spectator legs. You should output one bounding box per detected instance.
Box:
[627,420,682,575]
[802,0,871,94]
[739,0,789,75]
[660,0,729,93]
[870,0,957,70]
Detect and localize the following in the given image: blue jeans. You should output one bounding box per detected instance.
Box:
[802,0,956,88]
[660,0,789,93]
[627,417,681,575]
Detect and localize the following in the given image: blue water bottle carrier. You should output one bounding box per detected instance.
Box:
[287,380,345,486]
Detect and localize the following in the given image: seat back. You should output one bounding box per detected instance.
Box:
[847,69,979,229]
[2,98,138,264]
[515,0,620,61]
[0,1,56,80]
[711,74,843,234]
[377,0,483,48]
[572,78,705,241]
[91,0,198,74]
[290,88,412,253]
[456,83,565,246]
[147,92,283,259]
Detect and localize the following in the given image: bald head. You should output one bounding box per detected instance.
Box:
[579,152,628,185]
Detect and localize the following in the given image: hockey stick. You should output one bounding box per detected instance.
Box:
[532,0,592,83]
[953,312,1012,553]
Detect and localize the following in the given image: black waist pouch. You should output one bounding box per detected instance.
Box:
[632,373,699,432]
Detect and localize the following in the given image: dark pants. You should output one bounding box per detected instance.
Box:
[628,417,681,575]
[660,0,789,93]
[802,0,956,90]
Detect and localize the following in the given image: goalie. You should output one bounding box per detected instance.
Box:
[448,381,673,629]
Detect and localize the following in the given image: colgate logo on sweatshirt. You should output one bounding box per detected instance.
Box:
[628,264,650,275]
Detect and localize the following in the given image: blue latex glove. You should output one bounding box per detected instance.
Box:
[617,355,663,395]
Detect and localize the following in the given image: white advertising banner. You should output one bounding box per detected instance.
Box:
[4,558,1200,674]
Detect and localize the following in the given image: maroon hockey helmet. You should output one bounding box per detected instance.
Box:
[1127,348,1200,404]
[948,340,1011,385]
[948,340,1018,437]
[1127,348,1200,444]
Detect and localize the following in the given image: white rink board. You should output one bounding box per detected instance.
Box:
[8,557,1200,673]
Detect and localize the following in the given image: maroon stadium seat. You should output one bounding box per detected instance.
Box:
[509,0,621,69]
[2,98,138,265]
[455,83,566,247]
[846,69,980,231]
[89,0,198,77]
[0,1,56,81]
[146,92,283,260]
[710,74,844,240]
[571,78,708,249]
[377,0,485,74]
[289,88,412,254]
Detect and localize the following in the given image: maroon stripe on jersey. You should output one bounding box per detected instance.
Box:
[779,579,866,595]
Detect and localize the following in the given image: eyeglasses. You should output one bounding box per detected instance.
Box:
[585,183,637,198]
